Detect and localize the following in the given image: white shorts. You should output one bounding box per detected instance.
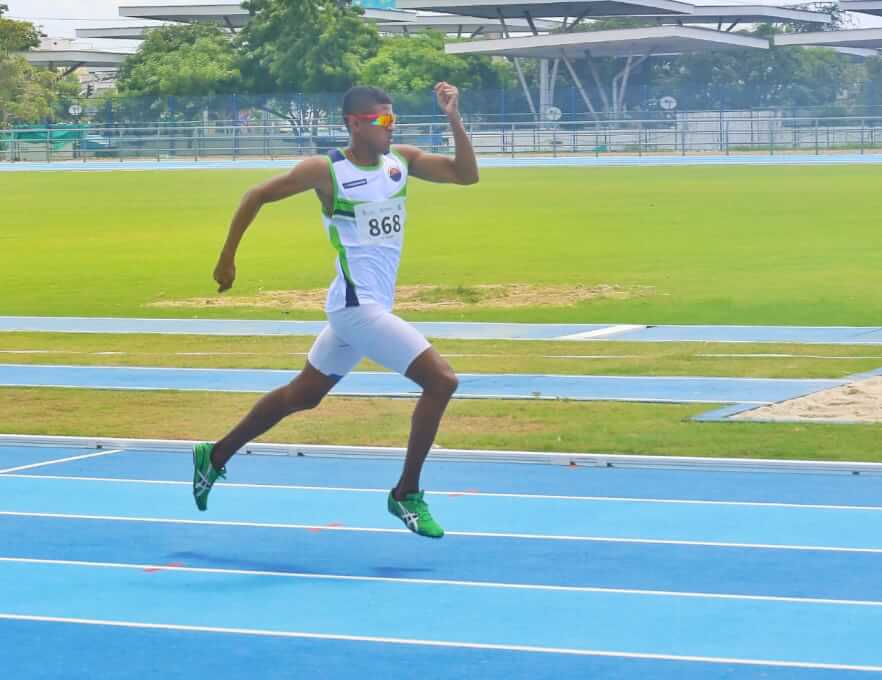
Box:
[307,304,431,379]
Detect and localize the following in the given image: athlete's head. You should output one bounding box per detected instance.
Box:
[343,86,395,155]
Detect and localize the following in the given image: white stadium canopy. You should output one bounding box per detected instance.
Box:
[774,27,882,51]
[118,3,417,27]
[397,0,695,18]
[839,0,882,17]
[76,26,166,40]
[376,13,559,35]
[21,49,130,76]
[446,25,769,58]
[654,4,831,27]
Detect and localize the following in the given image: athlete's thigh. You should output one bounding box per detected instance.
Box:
[306,323,363,380]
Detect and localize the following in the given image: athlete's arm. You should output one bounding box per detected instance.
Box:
[395,82,479,186]
[213,156,330,292]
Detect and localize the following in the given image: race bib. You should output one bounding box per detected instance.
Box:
[355,198,406,245]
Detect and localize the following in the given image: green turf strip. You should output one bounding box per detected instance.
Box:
[2,388,880,462]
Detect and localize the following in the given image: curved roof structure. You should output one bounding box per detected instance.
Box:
[839,0,882,17]
[21,49,131,69]
[398,0,694,18]
[655,5,831,26]
[377,14,559,34]
[76,26,166,40]
[774,27,882,51]
[118,3,416,27]
[446,25,769,58]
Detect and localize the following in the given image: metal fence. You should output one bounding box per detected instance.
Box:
[3,113,882,163]
[26,82,882,130]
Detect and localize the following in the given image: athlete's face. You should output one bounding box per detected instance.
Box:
[348,103,395,155]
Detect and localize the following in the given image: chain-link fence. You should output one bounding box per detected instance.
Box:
[15,81,882,131]
[3,113,882,163]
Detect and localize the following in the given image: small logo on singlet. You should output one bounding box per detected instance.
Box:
[342,179,368,189]
[388,167,402,182]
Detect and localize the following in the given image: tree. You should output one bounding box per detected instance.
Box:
[362,32,513,93]
[861,55,882,107]
[653,32,860,110]
[0,15,76,125]
[0,12,41,55]
[117,24,241,97]
[0,56,79,125]
[237,0,380,93]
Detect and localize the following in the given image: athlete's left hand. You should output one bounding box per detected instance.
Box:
[434,82,460,118]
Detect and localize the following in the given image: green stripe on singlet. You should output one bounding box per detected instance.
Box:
[333,196,364,216]
[328,225,355,283]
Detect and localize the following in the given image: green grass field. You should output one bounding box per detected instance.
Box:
[3,165,882,324]
[3,165,881,461]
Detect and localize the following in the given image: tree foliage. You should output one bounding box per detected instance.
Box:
[0,12,41,55]
[0,56,79,125]
[652,39,860,110]
[0,16,76,125]
[237,0,380,93]
[361,32,513,93]
[116,23,241,96]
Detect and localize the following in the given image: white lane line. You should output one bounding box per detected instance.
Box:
[2,556,881,607]
[0,350,65,354]
[0,450,124,475]
[3,511,881,554]
[556,325,647,341]
[541,355,643,359]
[699,353,882,360]
[4,473,882,512]
[1,614,880,672]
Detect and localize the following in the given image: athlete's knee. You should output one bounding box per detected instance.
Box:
[282,383,327,413]
[426,368,458,399]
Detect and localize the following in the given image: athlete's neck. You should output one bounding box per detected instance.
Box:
[345,144,382,168]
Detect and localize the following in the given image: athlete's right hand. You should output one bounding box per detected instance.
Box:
[214,257,236,293]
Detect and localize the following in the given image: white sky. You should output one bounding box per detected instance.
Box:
[5,0,882,47]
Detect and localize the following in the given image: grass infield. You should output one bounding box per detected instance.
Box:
[3,165,882,324]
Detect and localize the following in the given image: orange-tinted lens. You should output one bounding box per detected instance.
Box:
[370,113,395,129]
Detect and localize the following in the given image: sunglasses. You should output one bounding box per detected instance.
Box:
[348,112,396,129]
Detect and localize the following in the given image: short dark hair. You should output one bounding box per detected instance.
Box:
[342,86,392,127]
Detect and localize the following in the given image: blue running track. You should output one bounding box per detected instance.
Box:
[4,316,882,344]
[0,363,847,404]
[1,439,881,679]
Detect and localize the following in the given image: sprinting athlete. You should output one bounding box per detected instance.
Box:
[192,82,479,538]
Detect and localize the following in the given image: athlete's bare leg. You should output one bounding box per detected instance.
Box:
[393,346,458,499]
[210,361,338,470]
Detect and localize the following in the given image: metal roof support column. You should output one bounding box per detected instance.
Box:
[561,52,599,119]
[615,54,650,113]
[616,55,633,113]
[540,58,551,115]
[588,56,611,113]
[525,10,552,118]
[564,9,592,32]
[549,57,561,108]
[496,8,537,116]
[61,63,84,78]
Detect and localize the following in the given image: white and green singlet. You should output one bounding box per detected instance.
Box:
[322,148,409,312]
